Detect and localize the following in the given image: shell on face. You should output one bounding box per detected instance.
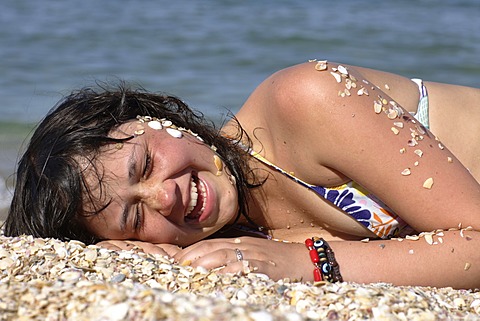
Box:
[166,128,183,138]
[147,120,162,130]
[213,155,223,172]
[162,120,173,127]
[134,124,145,136]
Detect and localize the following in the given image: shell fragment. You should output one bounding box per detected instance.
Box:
[423,177,434,189]
[148,120,162,130]
[330,72,342,83]
[315,61,328,71]
[213,155,223,175]
[166,128,183,138]
[337,65,348,75]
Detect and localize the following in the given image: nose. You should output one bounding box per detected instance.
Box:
[137,179,178,217]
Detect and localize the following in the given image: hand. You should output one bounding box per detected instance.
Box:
[96,240,181,258]
[173,237,312,281]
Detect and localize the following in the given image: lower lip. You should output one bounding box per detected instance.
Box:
[197,176,214,223]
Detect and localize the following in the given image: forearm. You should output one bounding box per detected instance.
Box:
[327,230,479,289]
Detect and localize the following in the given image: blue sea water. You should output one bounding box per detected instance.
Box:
[0,0,479,214]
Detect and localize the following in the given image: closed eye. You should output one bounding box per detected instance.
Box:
[134,152,151,231]
[143,153,152,178]
[134,203,142,230]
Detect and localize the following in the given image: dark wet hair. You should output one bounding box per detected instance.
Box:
[4,83,254,244]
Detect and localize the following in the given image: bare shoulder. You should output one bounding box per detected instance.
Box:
[240,61,480,232]
[240,62,350,128]
[243,61,420,127]
[233,62,336,150]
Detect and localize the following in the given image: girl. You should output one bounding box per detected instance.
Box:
[6,61,480,288]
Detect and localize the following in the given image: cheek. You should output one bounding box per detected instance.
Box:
[139,217,212,246]
[140,215,171,242]
[81,214,121,240]
[139,214,187,244]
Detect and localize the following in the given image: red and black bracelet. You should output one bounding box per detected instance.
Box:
[305,237,343,282]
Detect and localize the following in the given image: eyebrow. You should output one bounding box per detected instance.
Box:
[120,143,138,232]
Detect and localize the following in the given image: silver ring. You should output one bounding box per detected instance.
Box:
[234,248,244,261]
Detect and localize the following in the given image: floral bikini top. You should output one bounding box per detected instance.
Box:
[244,147,415,239]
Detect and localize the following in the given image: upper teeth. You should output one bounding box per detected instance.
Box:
[186,177,206,216]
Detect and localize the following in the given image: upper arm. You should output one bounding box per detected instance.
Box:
[267,62,480,232]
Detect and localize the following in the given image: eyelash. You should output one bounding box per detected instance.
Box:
[143,153,152,177]
[134,204,142,230]
[135,153,152,230]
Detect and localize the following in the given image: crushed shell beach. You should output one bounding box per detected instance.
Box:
[0,233,479,320]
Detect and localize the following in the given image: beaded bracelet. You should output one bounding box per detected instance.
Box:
[304,237,343,282]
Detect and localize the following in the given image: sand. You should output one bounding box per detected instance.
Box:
[0,233,479,320]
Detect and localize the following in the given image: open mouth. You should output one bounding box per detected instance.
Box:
[185,174,206,221]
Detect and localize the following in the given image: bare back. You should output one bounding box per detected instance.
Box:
[354,66,480,182]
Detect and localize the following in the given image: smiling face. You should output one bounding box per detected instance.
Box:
[81,118,239,246]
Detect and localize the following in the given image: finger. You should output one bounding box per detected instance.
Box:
[174,238,244,263]
[123,241,176,257]
[215,259,263,275]
[96,240,167,256]
[156,244,182,257]
[137,244,169,256]
[186,248,246,270]
[123,241,142,251]
[96,240,128,251]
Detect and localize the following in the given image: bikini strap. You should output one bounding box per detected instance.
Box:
[235,140,320,190]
